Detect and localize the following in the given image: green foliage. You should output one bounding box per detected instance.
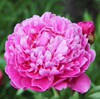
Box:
[0,0,63,54]
[69,92,79,99]
[83,11,93,21]
[0,0,100,99]
[85,86,100,99]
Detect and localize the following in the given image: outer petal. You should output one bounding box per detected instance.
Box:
[60,67,80,78]
[41,12,55,23]
[89,49,96,62]
[0,70,3,85]
[31,76,54,92]
[21,77,31,87]
[68,73,91,93]
[54,82,67,90]
[6,65,22,88]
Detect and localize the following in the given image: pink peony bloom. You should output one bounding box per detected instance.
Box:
[0,70,3,85]
[78,21,95,44]
[5,12,96,93]
[78,21,95,36]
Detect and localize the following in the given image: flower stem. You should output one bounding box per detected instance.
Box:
[52,88,60,98]
[16,89,24,96]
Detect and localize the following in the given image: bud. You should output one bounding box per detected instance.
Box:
[0,70,3,85]
[78,21,95,44]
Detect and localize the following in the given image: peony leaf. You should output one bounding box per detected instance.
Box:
[16,89,24,96]
[69,92,79,99]
[0,56,6,70]
[83,11,93,21]
[87,92,100,99]
[86,85,100,95]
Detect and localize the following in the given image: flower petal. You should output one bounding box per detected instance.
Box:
[6,65,22,88]
[60,67,80,77]
[54,82,67,90]
[32,76,54,91]
[89,49,96,62]
[21,77,31,87]
[68,73,91,93]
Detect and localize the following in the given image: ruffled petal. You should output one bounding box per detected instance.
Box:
[6,65,22,88]
[32,76,54,92]
[54,82,67,90]
[21,77,31,87]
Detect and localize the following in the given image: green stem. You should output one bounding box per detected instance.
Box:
[16,89,24,96]
[52,88,60,98]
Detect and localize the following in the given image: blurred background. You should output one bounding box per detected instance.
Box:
[0,0,100,99]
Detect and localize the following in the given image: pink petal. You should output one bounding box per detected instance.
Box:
[50,67,59,75]
[39,69,50,76]
[52,76,66,86]
[60,67,80,78]
[68,73,91,93]
[44,50,52,62]
[81,36,88,47]
[21,77,31,87]
[80,53,90,72]
[54,82,67,90]
[89,49,96,62]
[38,32,49,46]
[32,76,54,92]
[30,86,42,92]
[42,12,55,23]
[10,81,19,89]
[20,36,29,48]
[6,65,23,88]
[56,40,68,55]
[26,71,41,79]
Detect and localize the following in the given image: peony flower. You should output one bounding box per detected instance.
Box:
[0,70,3,85]
[78,21,95,44]
[5,12,96,93]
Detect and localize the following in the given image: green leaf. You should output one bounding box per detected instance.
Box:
[0,56,6,70]
[16,89,24,96]
[83,11,93,21]
[96,13,100,33]
[85,86,100,99]
[52,88,60,98]
[88,92,100,99]
[69,92,79,99]
[87,86,100,95]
